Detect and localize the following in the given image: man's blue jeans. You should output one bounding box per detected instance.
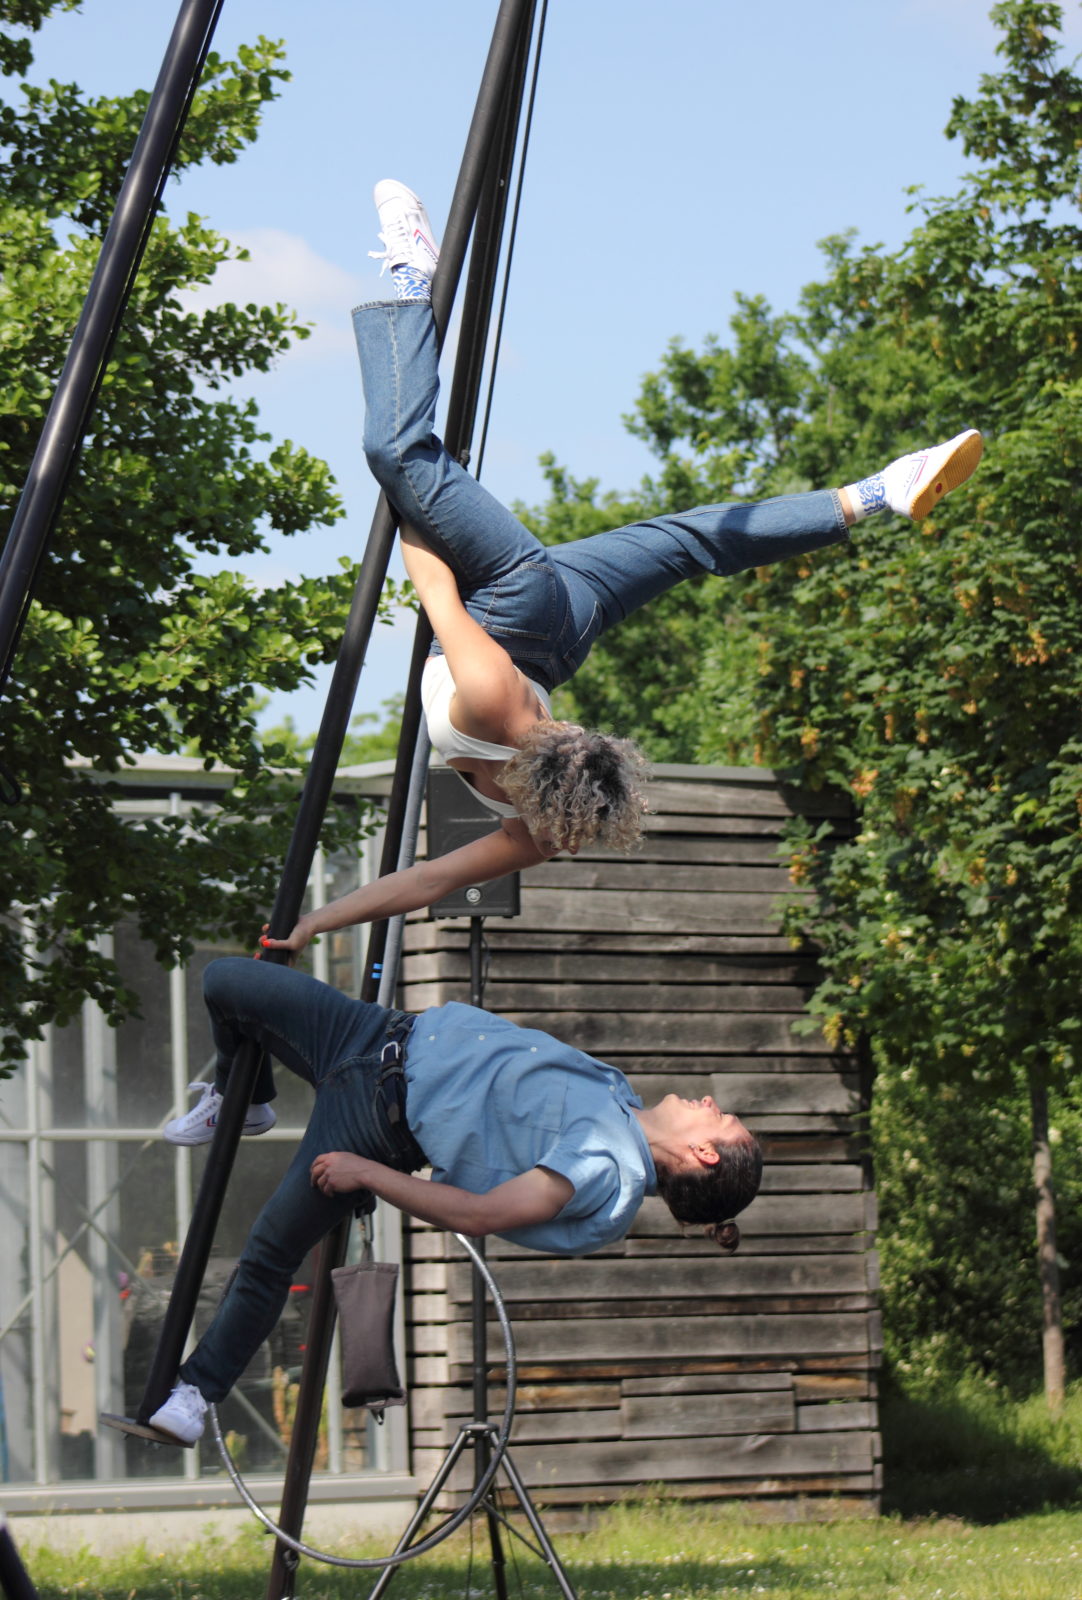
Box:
[180,958,422,1402]
[353,299,849,695]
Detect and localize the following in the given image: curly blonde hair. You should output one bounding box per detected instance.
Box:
[498,722,649,853]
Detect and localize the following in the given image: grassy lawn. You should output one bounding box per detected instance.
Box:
[14,1497,1082,1600]
[19,1383,1082,1599]
[18,1502,1082,1600]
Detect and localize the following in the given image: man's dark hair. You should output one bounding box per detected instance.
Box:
[654,1133,763,1254]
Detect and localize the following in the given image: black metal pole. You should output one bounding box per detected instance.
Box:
[262,5,540,1593]
[0,1518,38,1600]
[448,4,535,458]
[467,918,510,1600]
[141,0,537,1423]
[0,0,223,697]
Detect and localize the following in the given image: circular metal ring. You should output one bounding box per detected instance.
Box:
[211,1232,516,1570]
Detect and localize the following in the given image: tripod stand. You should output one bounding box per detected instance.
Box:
[366,916,577,1600]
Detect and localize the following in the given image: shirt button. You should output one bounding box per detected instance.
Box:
[609,1085,616,1093]
[428,1035,436,1041]
[530,1047,537,1052]
[478,1033,485,1040]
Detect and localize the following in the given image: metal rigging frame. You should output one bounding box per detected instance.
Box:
[0,0,576,1593]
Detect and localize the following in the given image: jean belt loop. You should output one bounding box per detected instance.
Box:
[379,1013,414,1085]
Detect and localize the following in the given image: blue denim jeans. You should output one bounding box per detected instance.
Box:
[180,958,423,1402]
[353,299,849,694]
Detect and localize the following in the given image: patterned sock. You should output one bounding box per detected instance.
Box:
[843,471,888,521]
[391,264,432,302]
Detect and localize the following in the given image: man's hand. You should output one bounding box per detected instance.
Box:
[311,1151,378,1195]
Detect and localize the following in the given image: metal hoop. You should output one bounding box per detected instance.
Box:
[211,1232,517,1570]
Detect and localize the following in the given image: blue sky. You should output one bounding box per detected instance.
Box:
[21,0,1082,732]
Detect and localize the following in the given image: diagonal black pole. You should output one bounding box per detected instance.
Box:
[264,10,540,1595]
[0,1516,38,1600]
[138,0,541,1437]
[0,0,223,703]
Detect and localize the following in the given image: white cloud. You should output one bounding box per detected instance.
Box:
[178,229,377,363]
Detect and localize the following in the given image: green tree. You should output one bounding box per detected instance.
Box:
[765,0,1082,1409]
[0,2,400,1070]
[522,0,1082,1399]
[267,691,410,767]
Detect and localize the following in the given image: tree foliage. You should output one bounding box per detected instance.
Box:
[523,0,1082,1385]
[0,2,400,1068]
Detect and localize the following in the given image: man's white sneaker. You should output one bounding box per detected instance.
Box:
[149,1380,207,1446]
[163,1081,277,1146]
[370,179,440,279]
[885,428,984,521]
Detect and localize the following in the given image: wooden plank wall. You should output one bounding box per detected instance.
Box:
[398,763,880,1514]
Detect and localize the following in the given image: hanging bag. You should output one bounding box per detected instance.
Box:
[330,1260,406,1419]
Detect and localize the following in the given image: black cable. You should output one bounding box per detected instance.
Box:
[475,0,549,480]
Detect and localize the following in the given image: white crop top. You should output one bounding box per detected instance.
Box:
[421,654,553,819]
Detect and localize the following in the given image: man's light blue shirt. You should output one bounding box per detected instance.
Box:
[404,1002,656,1256]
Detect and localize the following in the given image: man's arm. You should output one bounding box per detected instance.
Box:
[310,1152,573,1235]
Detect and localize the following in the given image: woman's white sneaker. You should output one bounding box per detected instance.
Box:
[149,1380,207,1446]
[163,1082,277,1146]
[370,178,440,278]
[885,428,984,520]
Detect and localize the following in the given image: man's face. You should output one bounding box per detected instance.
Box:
[658,1093,750,1159]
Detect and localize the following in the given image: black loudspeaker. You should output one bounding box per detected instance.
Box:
[425,766,521,919]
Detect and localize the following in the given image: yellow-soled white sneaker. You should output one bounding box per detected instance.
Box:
[889,429,984,521]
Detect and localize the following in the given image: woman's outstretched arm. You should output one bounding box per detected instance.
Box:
[260,819,553,955]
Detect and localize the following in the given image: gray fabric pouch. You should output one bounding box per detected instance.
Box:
[330,1261,406,1419]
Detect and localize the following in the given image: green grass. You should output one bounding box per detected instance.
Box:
[21,1501,1082,1600]
[21,1381,1082,1598]
[882,1375,1082,1521]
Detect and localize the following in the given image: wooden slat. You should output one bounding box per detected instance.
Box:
[402,951,822,986]
[406,981,818,1014]
[415,1429,873,1492]
[792,1375,874,1402]
[403,923,805,956]
[758,1164,864,1193]
[426,1409,627,1446]
[621,1391,796,1438]
[736,1114,858,1133]
[453,1010,828,1054]
[610,1057,853,1079]
[624,1071,856,1107]
[405,1227,873,1261]
[436,889,804,936]
[711,1072,862,1114]
[796,1402,878,1432]
[585,835,805,864]
[446,1312,875,1365]
[622,1373,793,1396]
[646,778,851,820]
[630,1194,874,1237]
[440,1255,873,1304]
[428,1477,879,1508]
[528,861,798,894]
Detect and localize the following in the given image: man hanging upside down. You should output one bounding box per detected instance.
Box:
[148,956,762,1445]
